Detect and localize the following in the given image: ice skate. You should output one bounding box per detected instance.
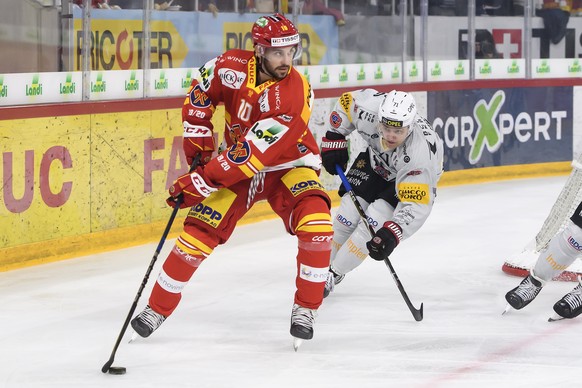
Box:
[130,305,166,338]
[551,280,582,320]
[323,268,345,298]
[503,274,544,314]
[290,303,317,351]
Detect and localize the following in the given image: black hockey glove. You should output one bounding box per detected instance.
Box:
[366,221,403,261]
[321,131,348,175]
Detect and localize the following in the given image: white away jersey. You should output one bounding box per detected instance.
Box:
[328,88,444,238]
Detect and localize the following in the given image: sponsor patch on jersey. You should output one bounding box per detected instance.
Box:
[288,179,325,196]
[397,182,430,204]
[187,188,236,229]
[299,263,328,283]
[226,141,251,164]
[189,84,211,108]
[338,92,353,116]
[258,90,270,112]
[358,110,376,123]
[330,111,342,128]
[282,168,325,197]
[278,114,293,122]
[246,119,286,153]
[218,68,246,89]
[198,59,217,91]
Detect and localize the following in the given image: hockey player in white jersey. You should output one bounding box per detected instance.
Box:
[320,89,444,297]
[505,201,582,320]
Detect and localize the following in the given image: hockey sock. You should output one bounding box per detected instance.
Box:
[293,197,333,310]
[533,223,582,282]
[149,231,214,316]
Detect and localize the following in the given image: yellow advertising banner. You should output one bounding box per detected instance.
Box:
[0,115,92,246]
[73,19,189,71]
[0,106,227,270]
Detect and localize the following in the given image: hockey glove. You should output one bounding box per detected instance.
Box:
[366,221,403,261]
[183,125,215,166]
[321,131,348,175]
[167,167,218,209]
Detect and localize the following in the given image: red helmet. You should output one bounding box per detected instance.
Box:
[252,13,301,49]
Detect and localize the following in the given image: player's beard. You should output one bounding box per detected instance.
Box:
[261,57,290,81]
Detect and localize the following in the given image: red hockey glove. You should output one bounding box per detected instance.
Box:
[321,131,348,175]
[183,125,215,166]
[366,221,403,261]
[166,167,218,209]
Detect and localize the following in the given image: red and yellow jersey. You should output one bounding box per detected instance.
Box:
[181,49,320,188]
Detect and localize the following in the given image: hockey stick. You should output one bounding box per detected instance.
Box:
[335,165,423,321]
[101,154,201,374]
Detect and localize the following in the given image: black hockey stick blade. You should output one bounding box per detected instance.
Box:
[383,257,423,321]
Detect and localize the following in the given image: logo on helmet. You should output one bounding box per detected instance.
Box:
[381,118,403,127]
[255,17,268,27]
[271,35,300,47]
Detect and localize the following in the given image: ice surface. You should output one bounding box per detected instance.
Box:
[1,176,581,388]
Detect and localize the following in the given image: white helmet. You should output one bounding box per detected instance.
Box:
[378,90,417,128]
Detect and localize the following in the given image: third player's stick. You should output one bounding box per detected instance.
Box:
[335,164,423,321]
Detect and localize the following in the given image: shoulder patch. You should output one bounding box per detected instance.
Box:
[330,111,342,129]
[227,142,251,164]
[189,84,211,108]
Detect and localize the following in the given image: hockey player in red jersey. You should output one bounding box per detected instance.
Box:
[130,13,333,349]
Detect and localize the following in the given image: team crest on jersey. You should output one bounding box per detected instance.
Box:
[227,141,251,164]
[330,111,342,128]
[189,85,210,108]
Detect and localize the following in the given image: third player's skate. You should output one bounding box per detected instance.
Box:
[549,281,582,321]
[503,274,544,314]
[323,268,345,298]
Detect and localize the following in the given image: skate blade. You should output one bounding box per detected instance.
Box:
[292,337,303,352]
[128,331,139,343]
[501,303,513,315]
[548,313,566,322]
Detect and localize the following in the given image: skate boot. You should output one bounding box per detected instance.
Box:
[553,282,582,319]
[323,268,345,298]
[504,274,544,311]
[130,305,166,338]
[290,303,317,351]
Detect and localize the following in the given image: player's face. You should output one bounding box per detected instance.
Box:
[378,122,409,150]
[261,46,296,80]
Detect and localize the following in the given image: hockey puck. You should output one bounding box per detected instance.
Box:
[108,366,126,375]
